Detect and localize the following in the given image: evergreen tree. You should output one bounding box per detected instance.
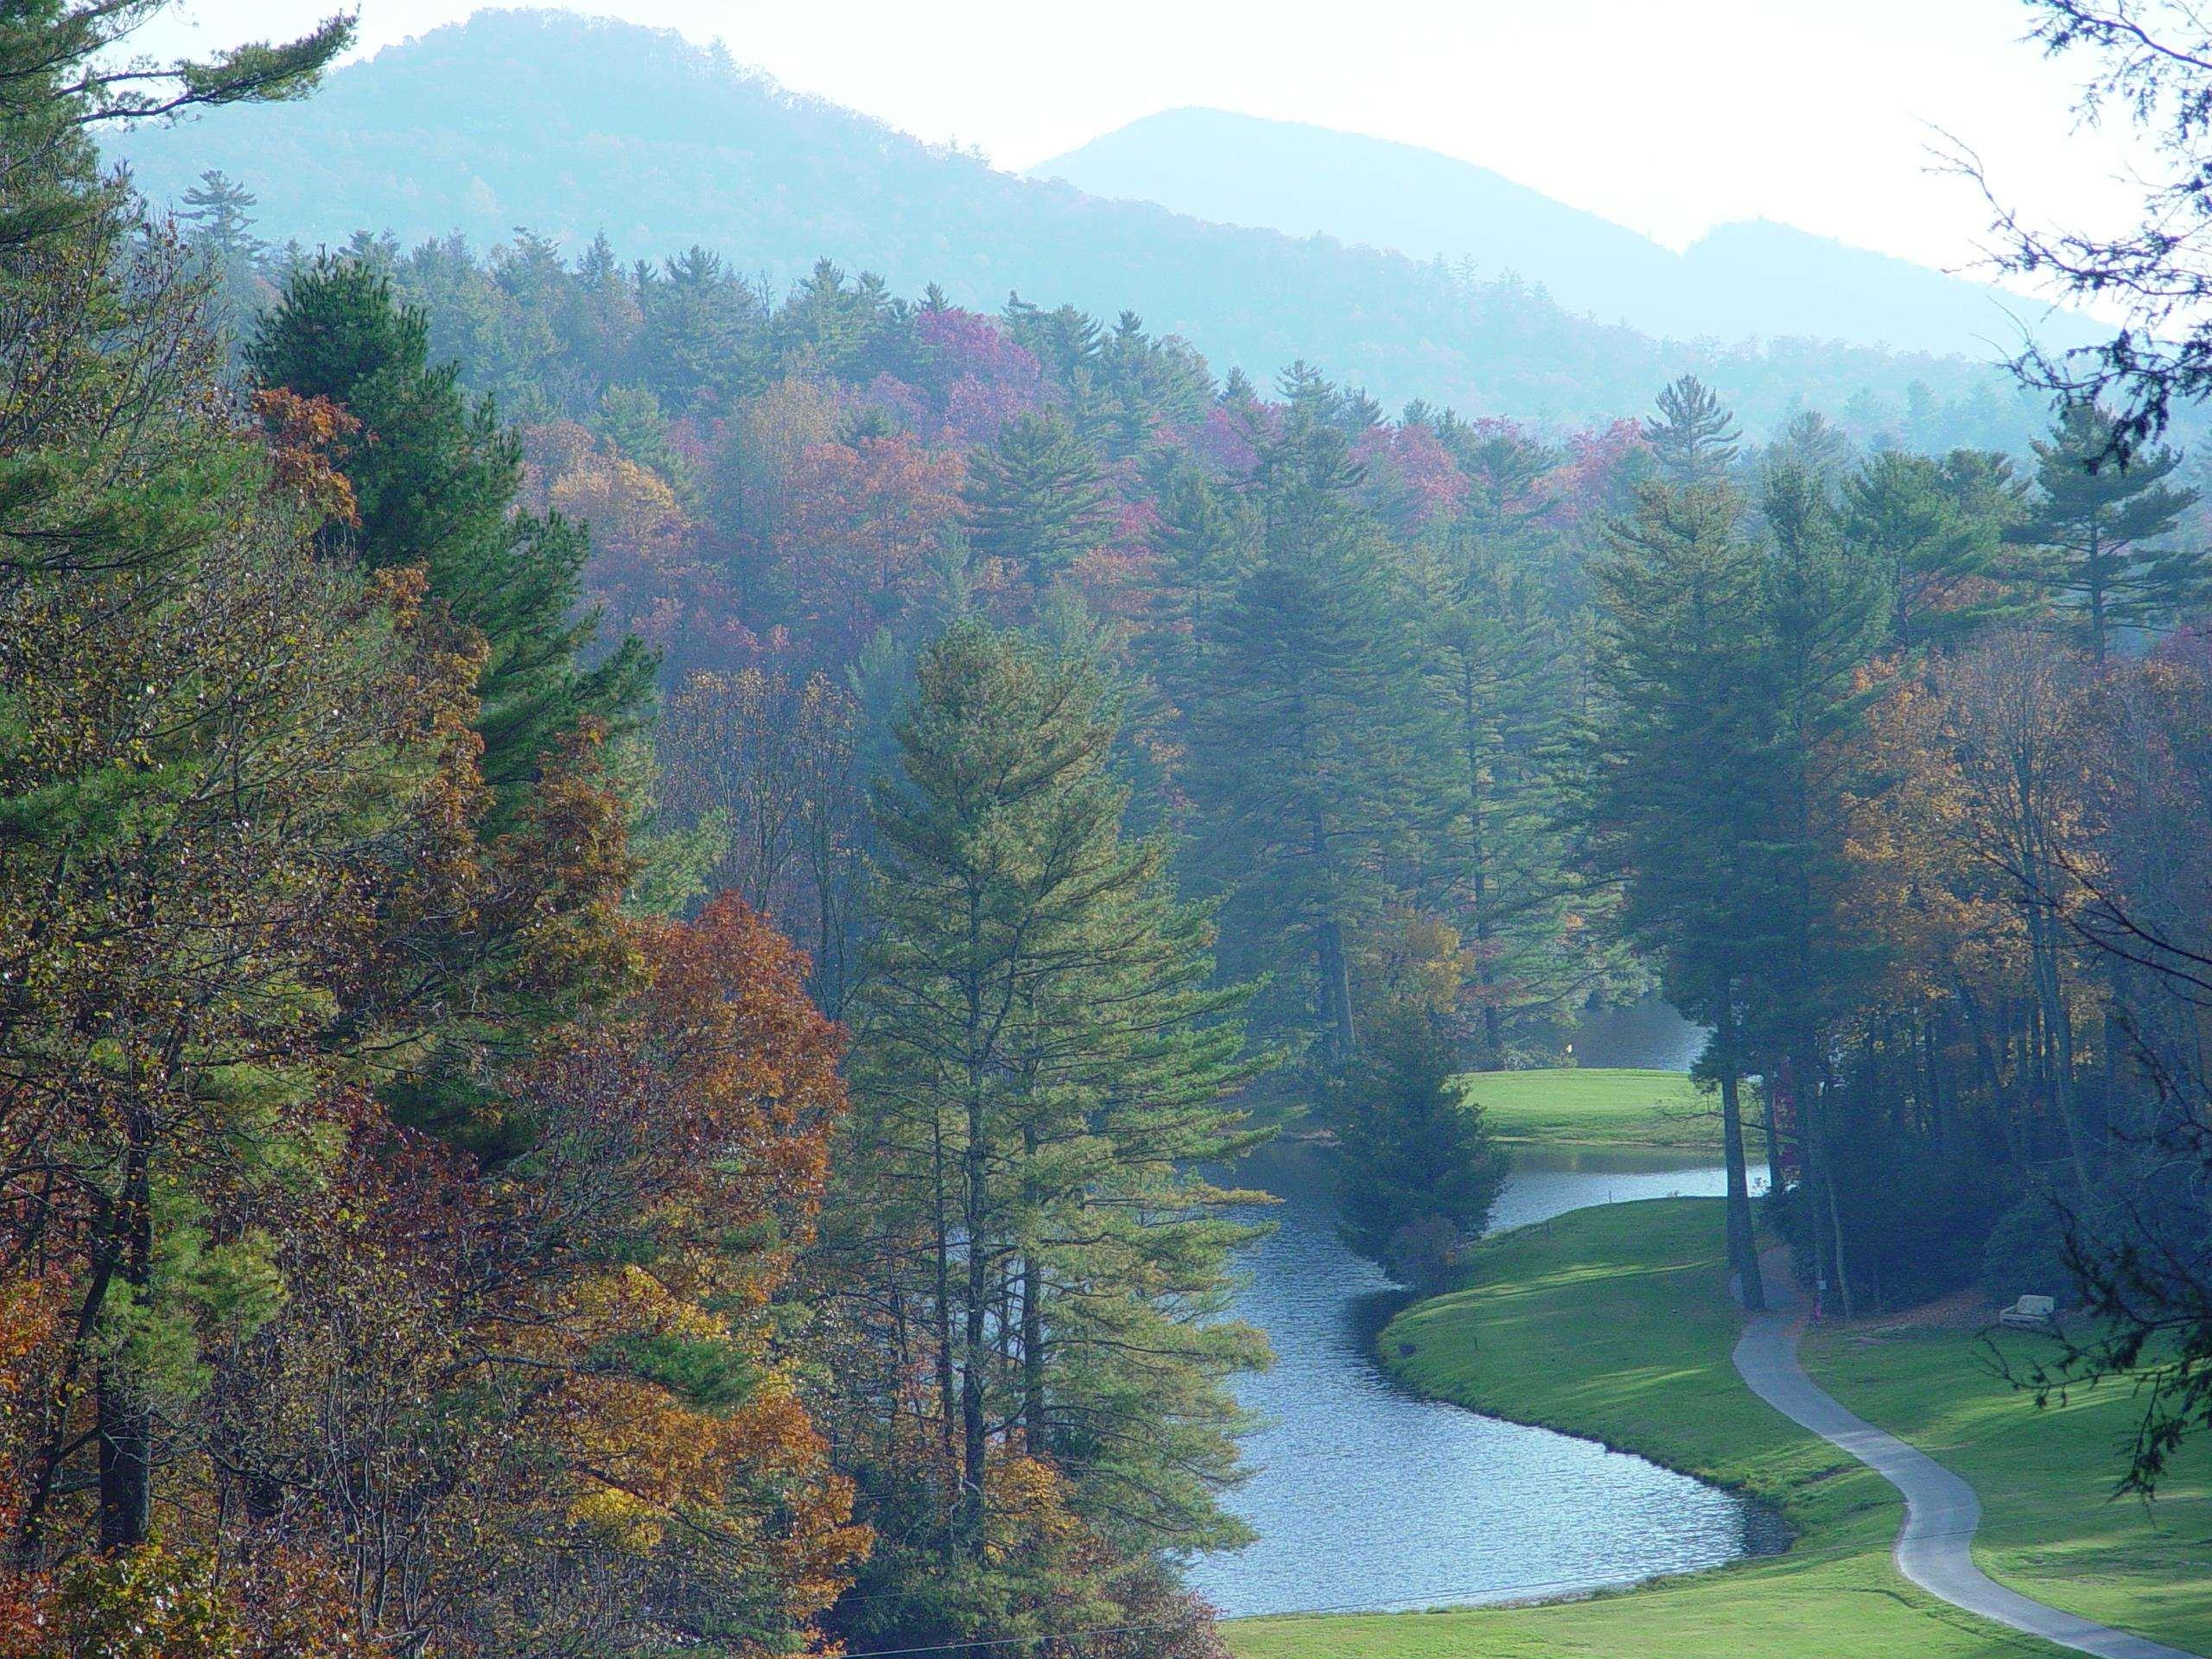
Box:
[839,620,1264,1647]
[1414,521,1592,1066]
[1840,448,2020,651]
[1189,410,1438,1071]
[1765,407,1857,491]
[1275,359,1343,427]
[177,161,272,340]
[563,230,641,399]
[177,168,262,261]
[1643,374,1741,485]
[1001,294,1103,380]
[633,245,768,406]
[961,410,1112,580]
[2015,401,2204,664]
[1755,455,1892,1301]
[249,257,652,806]
[1145,454,1249,709]
[1338,1018,1509,1288]
[593,380,691,493]
[1586,467,1775,1306]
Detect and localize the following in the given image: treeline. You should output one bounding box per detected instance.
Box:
[15,4,2212,1654]
[182,143,2212,1332]
[107,6,2068,445]
[4,10,1263,1659]
[1585,380,2212,1339]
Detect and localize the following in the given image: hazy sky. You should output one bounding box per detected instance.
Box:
[135,0,2144,283]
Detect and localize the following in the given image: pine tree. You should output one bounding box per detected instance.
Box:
[1840,448,2020,651]
[840,620,1264,1644]
[1001,295,1103,380]
[249,257,652,806]
[1755,455,1892,1308]
[633,245,768,407]
[1144,454,1249,709]
[961,410,1112,580]
[2015,401,2204,664]
[1414,521,1592,1065]
[1643,374,1741,485]
[1338,1018,1509,1287]
[1586,466,1775,1306]
[1189,410,1439,1071]
[177,168,262,261]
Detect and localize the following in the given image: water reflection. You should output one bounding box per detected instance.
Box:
[1191,1141,1781,1619]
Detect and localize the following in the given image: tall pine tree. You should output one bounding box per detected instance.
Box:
[1189,410,1440,1071]
[961,410,1113,582]
[837,620,1264,1650]
[1587,442,1774,1306]
[249,257,652,808]
[2015,401,2204,664]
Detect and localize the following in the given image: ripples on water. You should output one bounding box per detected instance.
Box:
[1188,1139,1783,1619]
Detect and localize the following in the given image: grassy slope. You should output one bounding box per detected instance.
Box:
[1459,1067,1759,1151]
[1226,1198,2208,1659]
[1813,1324,2212,1646]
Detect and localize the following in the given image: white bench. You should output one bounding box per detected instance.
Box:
[1999,1294,2056,1329]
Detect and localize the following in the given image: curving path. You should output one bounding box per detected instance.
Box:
[1730,1270,2202,1659]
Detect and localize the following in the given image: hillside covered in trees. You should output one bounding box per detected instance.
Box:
[102,8,2067,442]
[16,2,2212,1657]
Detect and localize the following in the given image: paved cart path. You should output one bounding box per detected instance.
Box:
[1730,1259,2202,1659]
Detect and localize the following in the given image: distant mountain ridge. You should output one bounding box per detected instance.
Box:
[103,8,2053,441]
[1030,108,2099,359]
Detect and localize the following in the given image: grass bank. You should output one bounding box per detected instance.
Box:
[1457,1066,1759,1151]
[1224,1198,2211,1659]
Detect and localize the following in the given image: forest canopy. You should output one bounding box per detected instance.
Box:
[11,3,2212,1656]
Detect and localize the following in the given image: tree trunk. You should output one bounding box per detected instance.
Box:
[1804,1069,1857,1321]
[1461,663,1505,1067]
[1020,1255,1046,1449]
[931,1110,957,1567]
[959,1039,990,1558]
[1721,1071,1764,1311]
[1318,917,1357,1070]
[96,1125,154,1552]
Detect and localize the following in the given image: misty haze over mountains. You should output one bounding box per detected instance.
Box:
[105,8,2069,438]
[1031,108,2105,360]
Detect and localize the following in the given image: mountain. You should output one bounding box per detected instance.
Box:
[1028,109,1679,329]
[1031,108,2099,359]
[103,9,2049,439]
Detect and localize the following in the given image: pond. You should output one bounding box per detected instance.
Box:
[1188,1138,1783,1619]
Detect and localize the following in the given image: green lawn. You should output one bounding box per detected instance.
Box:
[1815,1323,2212,1647]
[1225,1198,2211,1659]
[1458,1066,1755,1150]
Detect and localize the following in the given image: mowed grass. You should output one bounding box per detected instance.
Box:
[1458,1066,1757,1150]
[1225,1198,2210,1659]
[1812,1322,2212,1648]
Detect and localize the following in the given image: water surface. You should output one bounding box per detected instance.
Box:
[1191,1141,1780,1618]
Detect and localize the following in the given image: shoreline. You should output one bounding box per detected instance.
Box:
[1226,1196,2210,1659]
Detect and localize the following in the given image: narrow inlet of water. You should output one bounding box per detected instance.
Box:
[1190,1140,1782,1619]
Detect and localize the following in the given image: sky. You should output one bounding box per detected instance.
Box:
[132,0,2146,288]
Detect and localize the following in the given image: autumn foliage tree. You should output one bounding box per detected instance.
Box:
[1,14,870,1654]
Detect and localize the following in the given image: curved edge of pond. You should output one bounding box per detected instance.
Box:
[1368,1277,1797,1581]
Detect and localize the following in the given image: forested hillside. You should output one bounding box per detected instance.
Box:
[17,3,2212,1656]
[186,192,2212,1330]
[102,9,2060,441]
